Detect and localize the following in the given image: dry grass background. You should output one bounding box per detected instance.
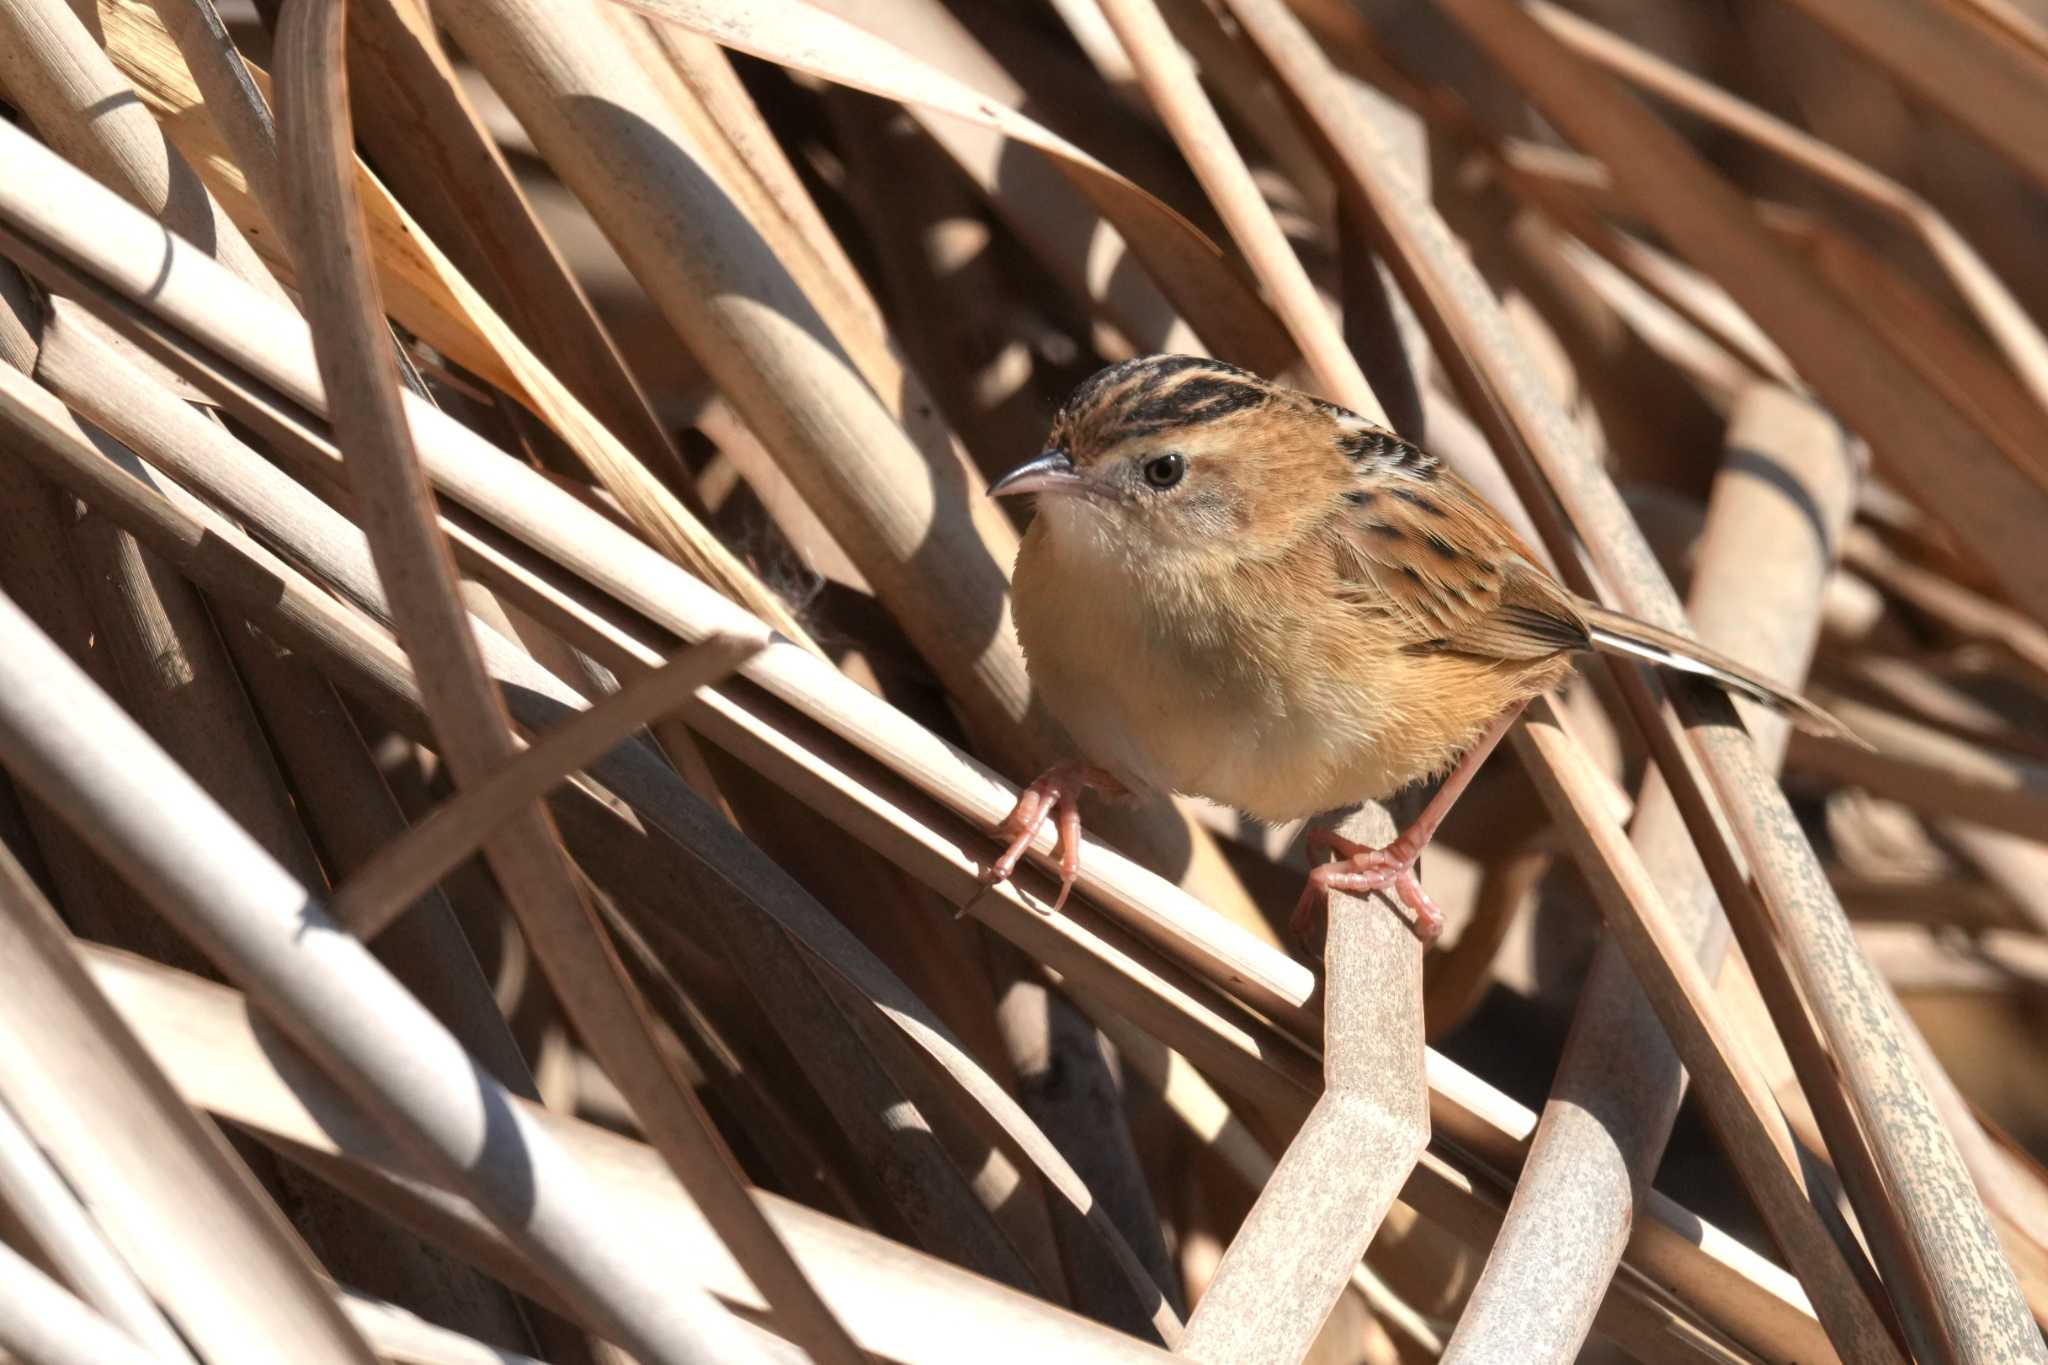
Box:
[0,0,2043,1361]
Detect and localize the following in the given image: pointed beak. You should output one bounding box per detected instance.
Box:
[988,449,1085,499]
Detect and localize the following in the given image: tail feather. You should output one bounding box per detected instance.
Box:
[1580,603,1863,746]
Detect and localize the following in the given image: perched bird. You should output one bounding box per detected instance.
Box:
[981,355,1850,943]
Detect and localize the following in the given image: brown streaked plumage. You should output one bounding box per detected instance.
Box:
[983,355,1854,941]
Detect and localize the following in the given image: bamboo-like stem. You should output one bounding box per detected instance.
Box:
[0,0,285,299]
[211,617,545,1097]
[268,10,851,1358]
[83,945,1184,1365]
[435,0,1037,765]
[1786,697,2048,839]
[345,0,690,487]
[270,7,853,1357]
[0,1094,197,1363]
[1175,804,1428,1364]
[793,0,1227,363]
[148,0,287,233]
[0,1235,164,1365]
[1509,697,1904,1364]
[1775,0,2048,195]
[0,565,768,1361]
[0,834,380,1365]
[1442,385,1864,1363]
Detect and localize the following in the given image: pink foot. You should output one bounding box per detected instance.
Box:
[1291,827,1444,945]
[981,761,1127,911]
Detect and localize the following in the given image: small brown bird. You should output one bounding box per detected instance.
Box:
[981,355,1849,943]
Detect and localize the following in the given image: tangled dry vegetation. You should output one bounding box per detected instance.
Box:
[0,0,2044,1362]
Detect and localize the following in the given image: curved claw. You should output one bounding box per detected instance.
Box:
[1292,837,1444,945]
[980,761,1126,912]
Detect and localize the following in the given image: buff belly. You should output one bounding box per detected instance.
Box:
[1015,534,1518,822]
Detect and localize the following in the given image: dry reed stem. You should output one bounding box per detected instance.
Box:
[1343,4,2042,1356]
[345,0,690,483]
[0,1094,197,1363]
[89,0,532,390]
[1778,0,2048,194]
[4,289,1180,1330]
[1091,0,1386,421]
[1527,0,2048,414]
[1764,209,2048,498]
[0,0,282,298]
[1788,697,2048,839]
[794,0,1245,364]
[0,363,767,1363]
[271,7,841,1358]
[440,0,1040,764]
[0,1235,165,1365]
[329,634,764,937]
[0,798,381,1364]
[1443,385,1860,1362]
[1515,694,1905,1363]
[149,0,287,232]
[1264,7,2034,1359]
[83,946,1183,1365]
[1176,804,1428,1365]
[0,137,1304,1014]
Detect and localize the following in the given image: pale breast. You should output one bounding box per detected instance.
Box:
[1015,524,1503,822]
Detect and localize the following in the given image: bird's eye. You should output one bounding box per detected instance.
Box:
[1142,452,1186,490]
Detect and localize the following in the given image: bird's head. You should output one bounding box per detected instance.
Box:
[990,355,1424,574]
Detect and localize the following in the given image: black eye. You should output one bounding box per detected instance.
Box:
[1142,452,1186,489]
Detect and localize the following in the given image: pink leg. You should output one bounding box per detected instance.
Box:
[981,761,1128,911]
[1291,702,1529,946]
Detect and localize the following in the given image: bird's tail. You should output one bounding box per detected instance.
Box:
[1580,603,1862,744]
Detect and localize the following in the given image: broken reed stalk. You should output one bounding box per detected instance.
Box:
[1175,803,1428,1365]
[1441,384,1863,1363]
